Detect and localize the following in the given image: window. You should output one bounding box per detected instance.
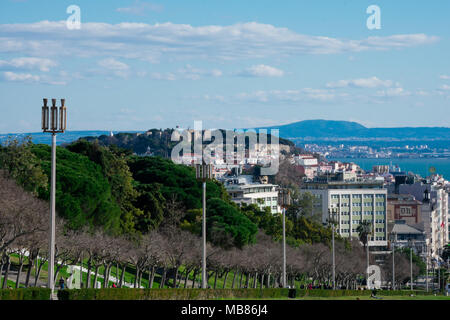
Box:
[272,197,277,201]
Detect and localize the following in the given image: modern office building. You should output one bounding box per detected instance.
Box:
[299,172,388,248]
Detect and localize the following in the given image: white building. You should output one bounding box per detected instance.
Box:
[300,174,388,248]
[394,177,449,261]
[222,175,281,214]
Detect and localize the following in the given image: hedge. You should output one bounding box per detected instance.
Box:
[0,288,51,300]
[57,288,290,300]
[56,288,433,300]
[298,289,434,297]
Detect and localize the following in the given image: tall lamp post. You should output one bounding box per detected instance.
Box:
[408,239,414,290]
[425,242,429,292]
[41,98,67,295]
[327,208,337,290]
[195,162,213,289]
[278,188,291,288]
[390,232,396,290]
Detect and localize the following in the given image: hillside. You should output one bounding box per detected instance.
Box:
[256,120,450,140]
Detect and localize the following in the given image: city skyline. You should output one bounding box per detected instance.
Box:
[1,0,450,133]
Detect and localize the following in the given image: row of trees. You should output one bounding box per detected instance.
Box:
[1,171,420,289]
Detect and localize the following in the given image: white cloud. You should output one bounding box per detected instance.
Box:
[96,58,130,78]
[440,84,450,91]
[3,71,40,82]
[234,88,346,104]
[237,64,284,77]
[1,71,66,85]
[0,21,439,62]
[150,65,222,81]
[98,58,129,71]
[326,76,394,88]
[375,87,410,97]
[0,57,57,72]
[440,75,450,80]
[151,72,176,81]
[116,1,163,16]
[177,64,222,80]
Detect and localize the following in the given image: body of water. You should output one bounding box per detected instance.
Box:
[329,158,450,180]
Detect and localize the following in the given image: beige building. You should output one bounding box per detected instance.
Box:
[300,174,388,248]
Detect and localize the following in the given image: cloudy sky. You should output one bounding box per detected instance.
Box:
[0,0,449,133]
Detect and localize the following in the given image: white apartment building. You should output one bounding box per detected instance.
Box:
[222,175,281,214]
[300,174,388,248]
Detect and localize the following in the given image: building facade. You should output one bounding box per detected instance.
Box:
[300,174,388,248]
[222,175,281,214]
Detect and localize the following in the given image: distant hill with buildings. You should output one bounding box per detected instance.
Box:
[256,120,450,141]
[0,128,302,157]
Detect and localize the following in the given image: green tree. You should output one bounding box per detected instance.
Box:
[356,221,372,249]
[0,137,48,194]
[66,140,140,233]
[31,144,122,233]
[206,198,258,249]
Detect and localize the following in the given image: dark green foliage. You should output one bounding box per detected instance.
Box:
[241,203,334,246]
[206,198,258,248]
[133,184,165,232]
[0,137,48,194]
[128,156,225,210]
[0,288,51,300]
[31,144,122,233]
[66,140,140,233]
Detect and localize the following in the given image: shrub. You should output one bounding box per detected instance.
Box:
[0,288,51,300]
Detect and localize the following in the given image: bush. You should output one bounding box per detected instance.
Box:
[0,288,51,300]
[56,288,435,300]
[57,288,291,300]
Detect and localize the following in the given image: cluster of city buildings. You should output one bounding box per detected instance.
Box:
[209,153,449,267]
[303,142,450,159]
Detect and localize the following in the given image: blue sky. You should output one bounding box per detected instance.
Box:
[0,0,449,133]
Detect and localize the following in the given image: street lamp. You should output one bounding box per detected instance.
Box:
[390,231,396,290]
[408,238,415,291]
[425,242,429,292]
[327,208,337,290]
[41,98,67,296]
[278,188,291,288]
[195,162,213,289]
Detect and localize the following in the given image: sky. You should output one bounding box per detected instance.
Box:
[0,0,449,133]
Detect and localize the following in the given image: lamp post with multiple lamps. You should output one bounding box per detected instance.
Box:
[278,188,291,288]
[195,162,213,289]
[41,98,67,295]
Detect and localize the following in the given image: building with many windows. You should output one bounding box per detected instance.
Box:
[221,175,281,214]
[299,173,388,248]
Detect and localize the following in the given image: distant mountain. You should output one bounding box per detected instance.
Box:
[256,120,450,140]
